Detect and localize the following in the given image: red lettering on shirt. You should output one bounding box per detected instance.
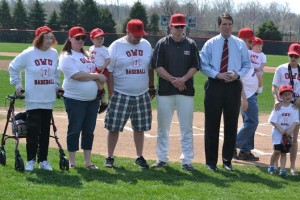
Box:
[126,49,144,57]
[34,59,53,66]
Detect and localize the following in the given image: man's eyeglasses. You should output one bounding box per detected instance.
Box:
[289,54,299,59]
[74,35,86,41]
[174,25,185,29]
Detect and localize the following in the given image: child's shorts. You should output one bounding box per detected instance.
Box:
[96,68,109,78]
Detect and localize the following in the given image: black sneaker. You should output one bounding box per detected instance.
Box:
[206,164,218,171]
[104,157,114,168]
[96,89,105,100]
[238,152,259,161]
[98,102,108,114]
[151,161,168,169]
[182,163,195,172]
[135,156,149,169]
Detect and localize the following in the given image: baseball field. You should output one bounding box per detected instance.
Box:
[0,43,299,199]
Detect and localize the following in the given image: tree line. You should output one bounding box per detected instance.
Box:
[0,0,298,41]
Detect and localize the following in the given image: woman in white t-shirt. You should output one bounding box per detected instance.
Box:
[58,26,106,170]
[9,26,59,172]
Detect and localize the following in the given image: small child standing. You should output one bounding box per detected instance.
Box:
[268,85,299,177]
[250,37,266,94]
[89,28,110,113]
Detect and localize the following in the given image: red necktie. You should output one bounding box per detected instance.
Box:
[220,39,228,73]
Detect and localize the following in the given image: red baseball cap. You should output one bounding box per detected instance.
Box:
[35,26,52,37]
[288,43,300,57]
[68,26,85,37]
[279,85,293,95]
[90,28,105,38]
[252,37,263,45]
[238,28,254,40]
[126,19,146,37]
[170,13,186,26]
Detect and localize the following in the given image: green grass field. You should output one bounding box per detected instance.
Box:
[0,140,299,199]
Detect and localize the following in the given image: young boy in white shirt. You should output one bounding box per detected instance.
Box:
[249,37,266,94]
[268,85,299,177]
[89,28,110,113]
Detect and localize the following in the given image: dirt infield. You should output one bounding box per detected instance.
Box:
[1,109,299,168]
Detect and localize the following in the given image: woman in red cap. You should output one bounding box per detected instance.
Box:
[272,43,300,176]
[8,26,59,171]
[58,26,106,170]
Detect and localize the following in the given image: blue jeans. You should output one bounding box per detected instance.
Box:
[236,94,259,153]
[64,97,98,152]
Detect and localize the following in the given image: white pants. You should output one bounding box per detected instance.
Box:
[156,95,194,164]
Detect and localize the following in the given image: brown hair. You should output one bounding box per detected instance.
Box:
[32,32,57,49]
[61,38,89,57]
[217,13,233,26]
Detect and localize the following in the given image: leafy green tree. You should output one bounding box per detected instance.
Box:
[12,0,27,29]
[47,10,61,31]
[0,0,12,29]
[122,1,148,33]
[78,0,100,32]
[256,20,282,41]
[59,0,79,30]
[98,7,116,33]
[148,13,160,35]
[27,0,46,29]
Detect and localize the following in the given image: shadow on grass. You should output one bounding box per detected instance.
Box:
[74,157,288,189]
[26,170,82,188]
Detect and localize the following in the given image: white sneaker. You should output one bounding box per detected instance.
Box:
[290,169,297,176]
[25,160,35,171]
[39,161,53,171]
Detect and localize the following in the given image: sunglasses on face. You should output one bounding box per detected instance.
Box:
[74,35,86,41]
[174,25,185,29]
[289,54,299,59]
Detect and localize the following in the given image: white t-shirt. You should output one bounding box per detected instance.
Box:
[8,46,59,111]
[89,45,110,69]
[268,104,299,144]
[58,50,98,101]
[241,67,259,98]
[272,63,300,99]
[249,50,266,71]
[107,37,152,96]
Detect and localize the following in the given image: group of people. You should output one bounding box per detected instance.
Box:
[7,12,299,176]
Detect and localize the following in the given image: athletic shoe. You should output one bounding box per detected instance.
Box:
[98,102,108,114]
[223,163,234,171]
[290,169,297,176]
[279,169,288,177]
[96,89,105,100]
[25,160,35,171]
[268,166,276,174]
[104,157,114,168]
[151,161,168,169]
[237,152,259,161]
[182,163,195,172]
[206,164,218,171]
[39,161,53,171]
[135,156,149,169]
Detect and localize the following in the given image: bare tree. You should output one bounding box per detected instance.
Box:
[235,1,263,31]
[159,0,180,16]
[211,0,235,15]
